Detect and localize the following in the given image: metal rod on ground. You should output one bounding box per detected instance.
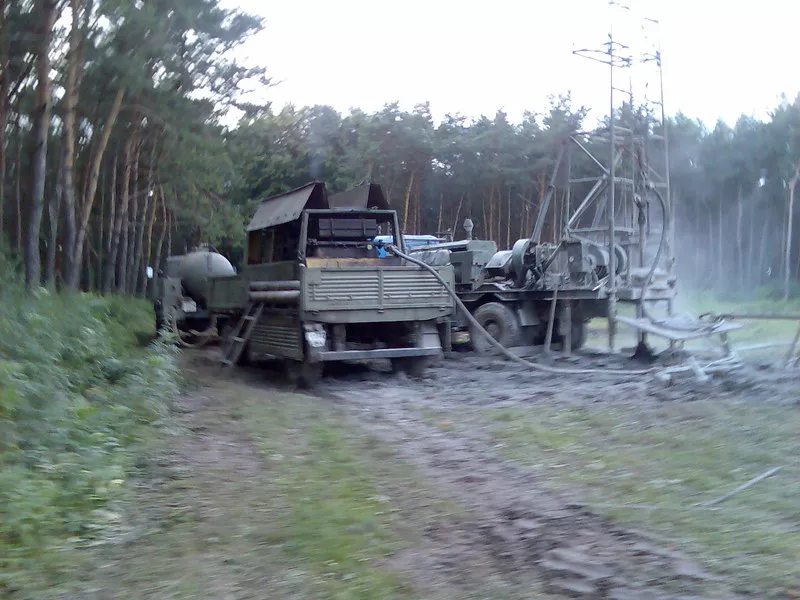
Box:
[544,284,559,355]
[784,322,800,367]
[564,301,572,356]
[721,313,800,320]
[694,467,783,508]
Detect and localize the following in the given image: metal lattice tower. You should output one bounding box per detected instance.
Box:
[566,1,673,352]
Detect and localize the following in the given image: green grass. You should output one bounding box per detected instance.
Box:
[489,401,800,596]
[52,381,500,600]
[236,388,418,600]
[0,254,179,596]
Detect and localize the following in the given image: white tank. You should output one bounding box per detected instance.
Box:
[170,249,236,302]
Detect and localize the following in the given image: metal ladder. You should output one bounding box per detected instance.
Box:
[220,302,263,369]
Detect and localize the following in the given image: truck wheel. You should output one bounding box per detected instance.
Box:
[471,302,522,353]
[285,360,323,388]
[391,356,431,378]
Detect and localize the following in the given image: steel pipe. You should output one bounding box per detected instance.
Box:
[249,290,300,302]
[250,280,301,291]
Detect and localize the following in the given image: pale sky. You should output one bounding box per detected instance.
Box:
[223,0,800,129]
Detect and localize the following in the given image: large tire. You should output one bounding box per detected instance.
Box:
[284,360,324,388]
[470,302,522,353]
[391,356,432,378]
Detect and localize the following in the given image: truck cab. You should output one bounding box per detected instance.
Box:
[208,181,455,383]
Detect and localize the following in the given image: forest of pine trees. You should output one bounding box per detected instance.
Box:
[2,0,800,299]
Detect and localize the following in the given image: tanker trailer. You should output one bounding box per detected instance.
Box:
[153,245,236,342]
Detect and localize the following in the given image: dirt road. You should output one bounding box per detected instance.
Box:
[61,347,799,599]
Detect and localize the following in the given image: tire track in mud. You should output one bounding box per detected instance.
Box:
[320,363,740,600]
[203,347,799,598]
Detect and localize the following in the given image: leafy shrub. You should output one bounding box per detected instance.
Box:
[0,252,179,593]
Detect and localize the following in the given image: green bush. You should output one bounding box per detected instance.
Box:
[0,252,179,593]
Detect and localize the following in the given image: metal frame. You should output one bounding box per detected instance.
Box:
[533,11,674,353]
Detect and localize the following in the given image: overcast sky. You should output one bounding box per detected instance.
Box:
[223,0,800,129]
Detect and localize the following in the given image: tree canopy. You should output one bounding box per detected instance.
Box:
[2,0,800,298]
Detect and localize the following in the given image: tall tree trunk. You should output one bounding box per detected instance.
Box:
[118,187,130,292]
[452,194,463,237]
[109,135,134,294]
[414,178,421,234]
[62,128,77,281]
[736,185,743,290]
[784,168,799,301]
[506,186,512,248]
[68,86,125,289]
[141,182,160,295]
[44,153,63,288]
[133,140,157,296]
[97,167,105,288]
[25,0,57,290]
[481,195,488,240]
[746,188,756,289]
[757,212,769,285]
[125,139,142,293]
[83,234,92,290]
[402,170,415,232]
[60,0,81,283]
[14,110,21,253]
[102,153,120,294]
[152,191,167,275]
[436,191,443,234]
[489,186,495,242]
[166,207,172,260]
[106,157,116,263]
[0,0,8,239]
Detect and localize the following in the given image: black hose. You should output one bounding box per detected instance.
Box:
[639,185,668,314]
[387,245,655,377]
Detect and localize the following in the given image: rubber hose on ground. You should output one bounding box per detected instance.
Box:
[387,245,655,377]
[171,313,217,349]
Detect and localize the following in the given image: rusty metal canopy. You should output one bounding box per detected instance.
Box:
[246,181,328,231]
[328,182,390,210]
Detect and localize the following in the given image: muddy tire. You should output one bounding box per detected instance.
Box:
[392,356,433,378]
[471,302,521,353]
[391,356,432,378]
[284,360,324,388]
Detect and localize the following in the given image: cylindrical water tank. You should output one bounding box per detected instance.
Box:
[175,249,236,303]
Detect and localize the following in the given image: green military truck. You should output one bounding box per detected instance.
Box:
[206,181,455,384]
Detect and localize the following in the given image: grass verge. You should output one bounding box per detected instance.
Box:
[54,377,500,600]
[489,400,800,597]
[0,256,179,597]
[234,386,415,599]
